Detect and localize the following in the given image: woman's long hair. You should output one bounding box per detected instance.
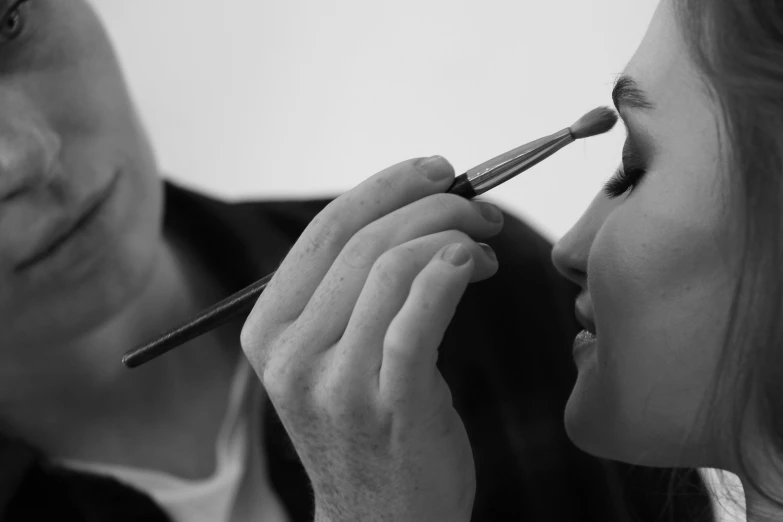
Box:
[663,0,783,519]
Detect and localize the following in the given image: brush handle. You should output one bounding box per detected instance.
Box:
[444,173,477,199]
[122,272,274,367]
[122,176,478,368]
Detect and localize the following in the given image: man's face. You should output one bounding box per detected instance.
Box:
[0,0,162,347]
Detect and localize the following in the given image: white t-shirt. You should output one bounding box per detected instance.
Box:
[59,357,290,522]
[700,468,746,522]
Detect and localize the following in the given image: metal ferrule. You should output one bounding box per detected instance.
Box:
[466,127,574,196]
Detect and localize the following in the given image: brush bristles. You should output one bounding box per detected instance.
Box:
[569,106,618,140]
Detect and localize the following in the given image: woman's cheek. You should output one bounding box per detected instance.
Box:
[586,200,733,462]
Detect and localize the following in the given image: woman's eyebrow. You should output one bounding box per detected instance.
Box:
[612,74,655,112]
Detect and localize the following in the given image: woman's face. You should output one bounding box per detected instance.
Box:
[0,1,162,347]
[552,0,738,468]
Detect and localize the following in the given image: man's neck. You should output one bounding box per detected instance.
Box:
[0,233,243,475]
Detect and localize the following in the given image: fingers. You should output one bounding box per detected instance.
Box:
[334,232,498,384]
[294,194,504,347]
[380,243,478,408]
[243,157,455,361]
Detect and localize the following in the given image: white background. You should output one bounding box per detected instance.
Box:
[89,2,745,520]
[89,0,660,244]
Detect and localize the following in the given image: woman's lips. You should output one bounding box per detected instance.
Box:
[14,173,121,272]
[574,303,597,335]
[573,329,597,360]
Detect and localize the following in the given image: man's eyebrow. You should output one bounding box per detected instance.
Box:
[612,74,655,112]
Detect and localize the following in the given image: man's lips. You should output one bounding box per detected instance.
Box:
[15,173,121,272]
[0,185,31,203]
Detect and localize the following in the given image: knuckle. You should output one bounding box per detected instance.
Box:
[323,376,372,423]
[383,327,423,364]
[303,212,344,256]
[371,172,396,193]
[441,229,471,246]
[340,229,380,270]
[239,322,256,352]
[264,362,308,407]
[429,192,463,214]
[371,247,411,288]
[240,322,270,370]
[430,193,497,226]
[472,200,504,226]
[261,338,312,401]
[260,353,289,395]
[239,324,259,360]
[240,317,288,371]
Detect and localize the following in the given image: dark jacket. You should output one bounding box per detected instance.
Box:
[0,181,714,521]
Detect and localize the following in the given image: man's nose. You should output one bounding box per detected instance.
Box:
[0,93,61,201]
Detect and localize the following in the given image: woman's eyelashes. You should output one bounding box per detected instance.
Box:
[602,141,647,199]
[602,164,647,199]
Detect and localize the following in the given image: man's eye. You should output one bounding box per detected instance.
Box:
[0,1,28,43]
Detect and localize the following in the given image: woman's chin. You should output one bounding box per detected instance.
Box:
[564,393,712,468]
[563,385,612,459]
[564,373,647,464]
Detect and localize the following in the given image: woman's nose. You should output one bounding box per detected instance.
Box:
[551,234,587,289]
[551,191,615,289]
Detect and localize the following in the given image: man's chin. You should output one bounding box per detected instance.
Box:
[5,227,161,347]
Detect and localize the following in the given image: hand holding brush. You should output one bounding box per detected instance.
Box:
[122,106,618,522]
[123,106,618,368]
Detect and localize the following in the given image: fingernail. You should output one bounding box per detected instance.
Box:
[442,243,471,266]
[475,201,503,224]
[417,155,453,182]
[478,242,496,261]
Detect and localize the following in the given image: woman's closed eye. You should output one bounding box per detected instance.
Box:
[602,141,648,199]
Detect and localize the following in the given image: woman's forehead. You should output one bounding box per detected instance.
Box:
[623,0,717,140]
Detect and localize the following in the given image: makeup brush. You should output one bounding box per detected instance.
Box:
[122,106,618,368]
